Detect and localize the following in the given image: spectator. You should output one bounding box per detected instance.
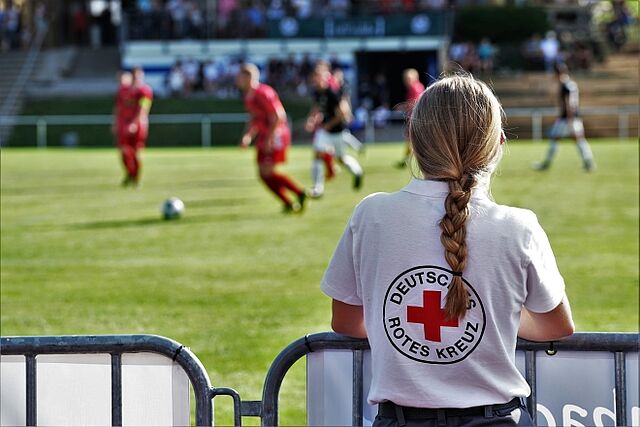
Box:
[243,0,266,38]
[71,2,88,46]
[607,0,634,50]
[166,0,187,38]
[0,8,5,51]
[477,37,495,75]
[167,61,186,97]
[540,30,560,73]
[522,33,544,70]
[267,0,286,19]
[4,1,21,50]
[203,60,221,94]
[186,0,204,38]
[35,2,47,35]
[182,57,200,93]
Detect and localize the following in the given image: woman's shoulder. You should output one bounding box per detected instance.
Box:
[476,198,542,232]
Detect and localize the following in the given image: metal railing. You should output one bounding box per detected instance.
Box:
[3,332,637,426]
[0,334,214,426]
[255,332,639,427]
[0,105,637,149]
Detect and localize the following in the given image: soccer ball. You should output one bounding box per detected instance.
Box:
[161,197,185,220]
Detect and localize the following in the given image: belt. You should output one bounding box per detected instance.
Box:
[378,397,526,420]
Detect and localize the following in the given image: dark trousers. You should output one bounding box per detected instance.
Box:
[373,399,534,427]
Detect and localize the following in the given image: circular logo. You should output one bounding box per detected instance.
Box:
[279,17,299,37]
[410,15,430,34]
[383,265,486,364]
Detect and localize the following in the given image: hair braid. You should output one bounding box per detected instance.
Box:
[440,174,475,319]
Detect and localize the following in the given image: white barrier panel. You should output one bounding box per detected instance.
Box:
[0,353,189,427]
[307,350,640,427]
[0,356,26,426]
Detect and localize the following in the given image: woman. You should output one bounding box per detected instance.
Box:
[321,75,574,426]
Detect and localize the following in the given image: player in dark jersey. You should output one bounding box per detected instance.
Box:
[113,67,153,187]
[236,63,306,213]
[306,67,364,198]
[534,63,595,172]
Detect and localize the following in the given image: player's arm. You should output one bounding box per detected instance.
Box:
[518,295,575,342]
[331,299,367,339]
[305,105,321,132]
[562,93,574,119]
[240,123,258,148]
[264,104,286,150]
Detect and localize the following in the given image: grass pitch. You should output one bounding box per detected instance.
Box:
[1,140,638,425]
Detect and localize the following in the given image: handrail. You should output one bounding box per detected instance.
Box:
[0,23,48,146]
[259,331,639,426]
[0,334,214,426]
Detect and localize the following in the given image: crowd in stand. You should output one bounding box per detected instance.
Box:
[447,38,496,75]
[0,1,47,51]
[128,0,452,40]
[0,1,22,51]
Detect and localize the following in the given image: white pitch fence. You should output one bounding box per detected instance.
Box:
[0,105,637,148]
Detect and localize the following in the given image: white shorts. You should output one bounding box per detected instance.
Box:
[549,118,584,138]
[313,129,346,158]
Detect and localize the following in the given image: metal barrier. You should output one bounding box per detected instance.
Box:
[254,332,639,427]
[2,332,638,426]
[0,334,213,426]
[0,105,637,149]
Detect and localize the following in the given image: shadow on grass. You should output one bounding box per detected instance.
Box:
[185,197,253,208]
[69,212,261,230]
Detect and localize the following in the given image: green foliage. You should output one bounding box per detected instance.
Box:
[453,6,549,43]
[1,141,638,425]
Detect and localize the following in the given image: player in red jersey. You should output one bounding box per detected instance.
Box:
[113,67,153,187]
[396,68,425,168]
[236,63,307,213]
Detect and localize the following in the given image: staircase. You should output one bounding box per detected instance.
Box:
[490,52,639,139]
[0,52,30,145]
[0,28,47,146]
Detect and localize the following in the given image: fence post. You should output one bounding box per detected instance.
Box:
[532,112,542,141]
[618,112,629,140]
[37,119,47,149]
[201,117,211,148]
[365,117,374,144]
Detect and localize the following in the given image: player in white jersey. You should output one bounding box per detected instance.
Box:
[534,63,595,172]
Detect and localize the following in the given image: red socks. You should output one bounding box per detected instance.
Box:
[323,152,336,179]
[261,173,303,206]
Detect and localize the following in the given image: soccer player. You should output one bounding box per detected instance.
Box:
[396,68,425,168]
[534,63,595,172]
[306,68,364,198]
[113,67,153,187]
[236,63,307,213]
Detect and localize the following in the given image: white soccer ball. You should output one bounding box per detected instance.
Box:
[161,197,185,220]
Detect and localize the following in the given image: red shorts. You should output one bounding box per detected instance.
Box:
[117,123,148,148]
[256,126,290,165]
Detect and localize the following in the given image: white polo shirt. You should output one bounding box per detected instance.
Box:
[321,178,565,408]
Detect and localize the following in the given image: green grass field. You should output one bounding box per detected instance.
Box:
[1,140,638,425]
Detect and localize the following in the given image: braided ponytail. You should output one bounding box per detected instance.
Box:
[409,74,504,320]
[440,175,475,319]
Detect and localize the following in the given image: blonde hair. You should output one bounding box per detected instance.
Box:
[403,68,419,82]
[409,74,504,319]
[240,63,260,82]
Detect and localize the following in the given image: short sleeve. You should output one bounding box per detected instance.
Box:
[321,219,362,306]
[524,217,566,313]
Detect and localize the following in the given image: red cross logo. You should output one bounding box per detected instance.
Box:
[407,290,459,342]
